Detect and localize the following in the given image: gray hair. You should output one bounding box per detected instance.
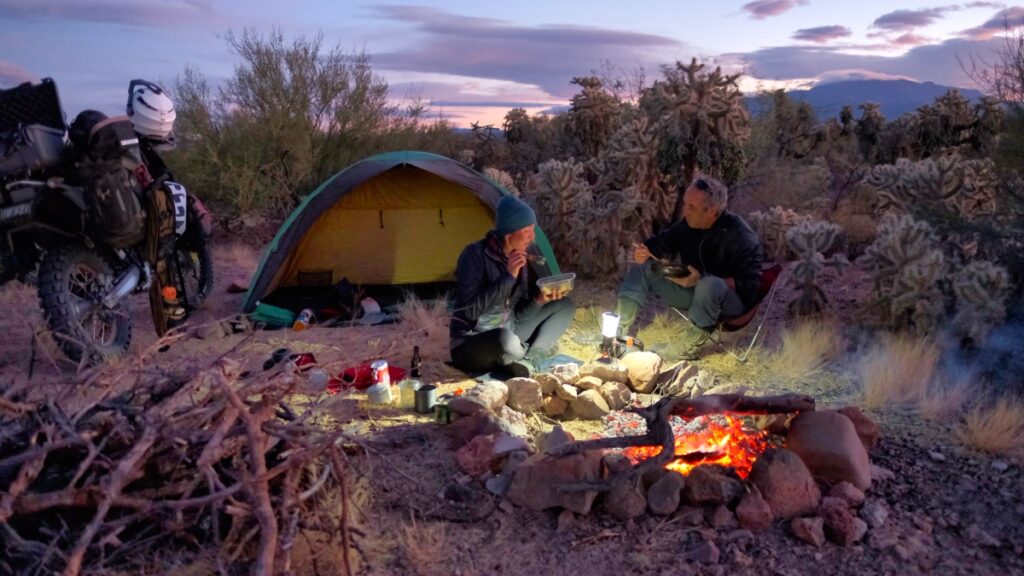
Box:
[690,176,728,213]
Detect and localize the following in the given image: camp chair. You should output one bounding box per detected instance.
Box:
[673,263,784,362]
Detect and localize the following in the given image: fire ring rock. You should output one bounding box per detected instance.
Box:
[787,410,872,491]
[747,448,821,519]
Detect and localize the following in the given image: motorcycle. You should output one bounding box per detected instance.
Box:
[0,78,214,363]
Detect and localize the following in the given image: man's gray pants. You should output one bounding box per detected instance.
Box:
[617,261,746,330]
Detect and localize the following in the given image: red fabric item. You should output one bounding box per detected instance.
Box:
[326,363,406,395]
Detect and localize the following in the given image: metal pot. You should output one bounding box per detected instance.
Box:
[415,384,437,413]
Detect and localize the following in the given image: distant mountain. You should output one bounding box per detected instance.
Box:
[745,79,985,121]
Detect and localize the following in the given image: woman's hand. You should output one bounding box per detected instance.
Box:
[507,250,527,279]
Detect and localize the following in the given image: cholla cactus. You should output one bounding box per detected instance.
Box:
[951,261,1011,343]
[867,154,997,219]
[483,167,520,197]
[748,207,806,262]
[566,76,621,157]
[639,59,750,215]
[524,159,593,268]
[591,115,667,227]
[858,213,947,332]
[786,220,848,317]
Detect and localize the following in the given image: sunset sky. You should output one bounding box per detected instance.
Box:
[2,1,1022,126]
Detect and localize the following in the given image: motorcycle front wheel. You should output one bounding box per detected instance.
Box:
[37,244,132,363]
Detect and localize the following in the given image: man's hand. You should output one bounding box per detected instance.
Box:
[507,250,527,279]
[632,242,653,265]
[668,265,700,288]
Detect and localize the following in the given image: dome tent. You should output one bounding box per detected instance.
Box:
[242,151,560,313]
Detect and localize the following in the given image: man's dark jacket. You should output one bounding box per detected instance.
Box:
[449,232,543,348]
[643,211,764,310]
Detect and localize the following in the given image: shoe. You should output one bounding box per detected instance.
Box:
[651,324,712,361]
[504,359,534,378]
[524,344,557,365]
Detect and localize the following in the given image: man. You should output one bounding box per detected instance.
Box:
[616,176,763,359]
[450,195,575,376]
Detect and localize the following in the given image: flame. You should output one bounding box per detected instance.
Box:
[622,415,768,478]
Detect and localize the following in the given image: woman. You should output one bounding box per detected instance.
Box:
[449,195,575,376]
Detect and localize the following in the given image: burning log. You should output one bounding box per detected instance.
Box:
[552,393,814,493]
[0,359,359,576]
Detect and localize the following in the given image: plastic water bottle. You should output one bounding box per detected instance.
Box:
[399,378,420,408]
[293,308,314,331]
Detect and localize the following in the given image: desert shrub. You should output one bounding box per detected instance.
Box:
[950,261,1011,342]
[957,395,1024,457]
[858,334,940,409]
[483,167,520,196]
[748,206,807,262]
[785,219,848,317]
[867,154,998,219]
[771,320,843,380]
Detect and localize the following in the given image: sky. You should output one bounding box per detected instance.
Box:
[2,0,1023,127]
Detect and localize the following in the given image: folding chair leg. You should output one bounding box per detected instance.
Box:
[672,308,764,363]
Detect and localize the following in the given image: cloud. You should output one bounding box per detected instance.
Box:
[792,25,852,43]
[741,0,809,20]
[964,2,1006,8]
[729,35,1008,89]
[0,0,222,27]
[815,69,919,84]
[962,6,1024,39]
[892,33,931,46]
[0,60,37,87]
[871,7,956,32]
[368,5,685,99]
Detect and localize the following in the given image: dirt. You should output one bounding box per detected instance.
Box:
[1,240,1022,575]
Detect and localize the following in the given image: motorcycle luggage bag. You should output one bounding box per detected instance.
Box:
[0,124,67,179]
[0,78,65,133]
[78,116,146,248]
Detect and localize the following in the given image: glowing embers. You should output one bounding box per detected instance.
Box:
[623,414,769,478]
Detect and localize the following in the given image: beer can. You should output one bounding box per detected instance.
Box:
[370,360,390,386]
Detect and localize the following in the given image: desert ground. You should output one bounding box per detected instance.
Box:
[1,237,1022,576]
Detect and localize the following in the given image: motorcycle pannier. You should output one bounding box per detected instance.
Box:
[78,116,146,248]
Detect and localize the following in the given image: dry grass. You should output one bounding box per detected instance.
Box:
[397,515,452,575]
[397,293,451,364]
[636,312,686,349]
[957,395,1024,458]
[918,374,973,420]
[858,334,940,410]
[771,319,843,380]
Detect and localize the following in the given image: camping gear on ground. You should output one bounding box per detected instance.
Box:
[293,308,314,331]
[415,384,437,414]
[435,394,454,424]
[370,360,390,386]
[290,352,317,372]
[399,378,421,408]
[327,362,407,393]
[410,345,422,377]
[242,151,563,315]
[263,347,292,371]
[366,382,393,405]
[250,302,297,328]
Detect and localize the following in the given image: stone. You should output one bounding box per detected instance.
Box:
[226,278,250,293]
[557,509,575,532]
[599,381,633,411]
[649,361,700,396]
[928,451,946,462]
[867,525,900,549]
[603,476,648,520]
[647,471,686,516]
[991,460,1009,472]
[754,414,793,436]
[704,382,750,396]
[505,377,543,412]
[196,322,227,340]
[641,465,669,489]
[685,539,720,565]
[551,363,580,385]
[492,433,532,457]
[448,410,509,449]
[582,359,629,384]
[837,406,881,451]
[791,517,826,548]
[819,497,867,546]
[485,474,511,496]
[575,376,603,391]
[707,504,739,530]
[604,453,633,473]
[619,351,662,393]
[571,389,610,420]
[555,383,579,401]
[533,373,561,395]
[870,464,895,483]
[506,451,604,514]
[787,411,872,490]
[541,395,569,417]
[682,466,744,507]
[498,406,530,437]
[748,448,821,519]
[450,380,509,415]
[828,481,865,506]
[736,489,774,531]
[501,450,529,476]
[455,434,498,476]
[677,506,706,526]
[538,426,575,455]
[965,524,1001,547]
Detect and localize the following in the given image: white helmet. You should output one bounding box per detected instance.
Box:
[127,79,176,142]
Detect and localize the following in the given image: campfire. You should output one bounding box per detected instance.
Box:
[622,414,769,478]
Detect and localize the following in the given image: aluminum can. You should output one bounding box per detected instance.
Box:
[370,360,390,387]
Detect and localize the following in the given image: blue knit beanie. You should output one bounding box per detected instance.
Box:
[495,195,537,235]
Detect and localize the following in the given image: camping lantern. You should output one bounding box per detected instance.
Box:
[600,312,619,357]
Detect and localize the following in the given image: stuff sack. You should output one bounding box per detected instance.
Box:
[77,115,146,248]
[0,124,66,179]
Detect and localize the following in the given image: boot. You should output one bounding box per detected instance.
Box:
[652,323,712,361]
[616,297,640,336]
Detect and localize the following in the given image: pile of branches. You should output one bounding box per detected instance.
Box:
[0,358,357,576]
